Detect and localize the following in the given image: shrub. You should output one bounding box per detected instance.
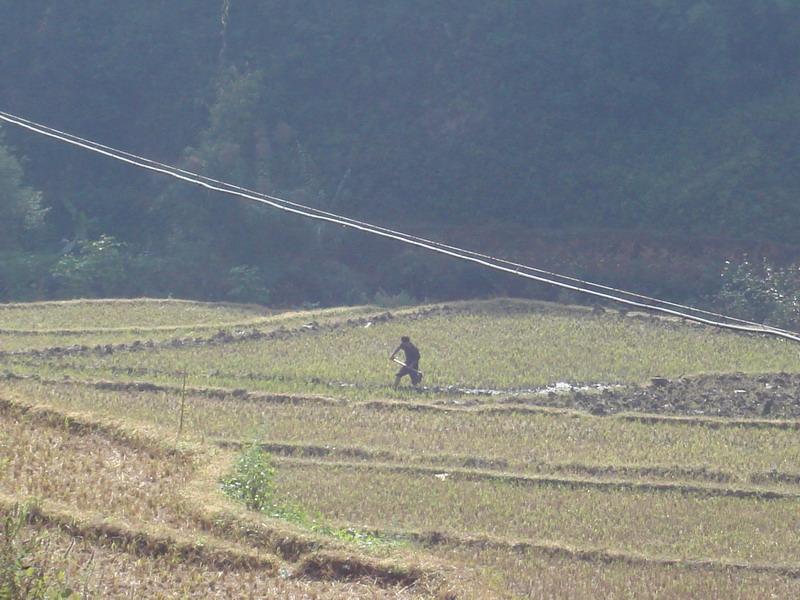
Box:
[220,445,276,512]
[51,235,129,298]
[714,258,800,329]
[226,265,271,304]
[0,252,57,301]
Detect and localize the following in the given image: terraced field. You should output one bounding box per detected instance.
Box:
[11,299,800,391]
[2,297,800,598]
[0,298,383,352]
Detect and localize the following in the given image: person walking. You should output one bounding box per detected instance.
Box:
[390,336,422,388]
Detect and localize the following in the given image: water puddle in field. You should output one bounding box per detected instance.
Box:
[425,381,622,397]
[283,372,623,399]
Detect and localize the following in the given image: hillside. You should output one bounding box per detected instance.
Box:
[2,298,800,597]
[1,1,800,304]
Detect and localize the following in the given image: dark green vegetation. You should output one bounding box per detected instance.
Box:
[1,2,800,310]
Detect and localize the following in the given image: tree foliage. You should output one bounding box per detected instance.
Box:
[715,259,800,329]
[0,133,46,249]
[0,2,799,303]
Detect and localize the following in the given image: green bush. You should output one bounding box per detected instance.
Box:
[0,252,57,301]
[714,258,800,329]
[0,137,47,251]
[220,445,276,512]
[51,235,130,298]
[219,446,399,548]
[226,265,271,304]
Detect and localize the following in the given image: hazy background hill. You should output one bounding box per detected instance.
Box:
[1,1,799,306]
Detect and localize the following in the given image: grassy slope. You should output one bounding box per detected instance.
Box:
[0,301,380,352]
[0,397,451,598]
[3,379,798,481]
[2,297,800,598]
[0,298,269,329]
[10,300,800,400]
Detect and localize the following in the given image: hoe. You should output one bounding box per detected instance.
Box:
[392,357,424,378]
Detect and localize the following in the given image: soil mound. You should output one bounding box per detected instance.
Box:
[552,373,800,419]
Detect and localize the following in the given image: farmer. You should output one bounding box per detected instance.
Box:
[390,335,422,388]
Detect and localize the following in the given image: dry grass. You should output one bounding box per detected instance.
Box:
[0,518,429,599]
[0,298,269,330]
[22,299,800,399]
[0,394,456,598]
[272,462,800,565]
[438,545,800,599]
[0,411,196,529]
[4,297,800,598]
[0,303,380,353]
[3,378,797,485]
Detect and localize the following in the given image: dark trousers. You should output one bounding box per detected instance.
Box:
[396,361,422,385]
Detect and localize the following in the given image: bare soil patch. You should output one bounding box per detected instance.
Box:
[524,372,800,419]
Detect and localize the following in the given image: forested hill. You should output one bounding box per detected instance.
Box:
[1,1,799,305]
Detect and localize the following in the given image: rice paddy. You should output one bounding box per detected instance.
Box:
[18,300,800,397]
[2,297,800,598]
[0,298,270,330]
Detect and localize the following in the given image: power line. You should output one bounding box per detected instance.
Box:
[1,110,782,334]
[5,110,788,336]
[1,109,798,343]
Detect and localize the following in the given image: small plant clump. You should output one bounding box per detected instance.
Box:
[0,504,78,599]
[220,445,277,512]
[220,446,399,549]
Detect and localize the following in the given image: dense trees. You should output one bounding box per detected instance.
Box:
[0,134,46,250]
[0,1,799,304]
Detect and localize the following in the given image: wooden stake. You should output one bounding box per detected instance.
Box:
[176,369,187,442]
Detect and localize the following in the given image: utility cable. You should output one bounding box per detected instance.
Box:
[2,110,798,343]
[0,111,784,335]
[0,111,783,333]
[2,110,788,335]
